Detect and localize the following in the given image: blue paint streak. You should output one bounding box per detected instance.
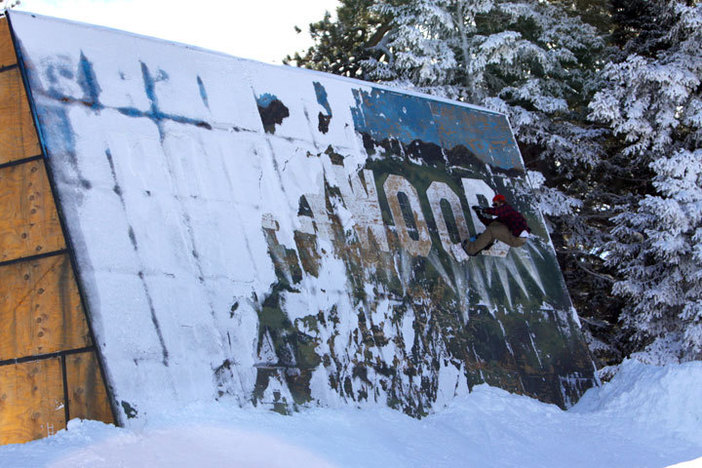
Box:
[140,62,166,140]
[351,88,524,171]
[116,66,213,131]
[37,104,91,188]
[45,65,59,85]
[197,76,210,109]
[78,51,103,110]
[155,69,169,82]
[58,66,73,80]
[170,114,212,129]
[116,107,210,129]
[313,82,332,116]
[40,59,213,148]
[116,107,143,117]
[140,62,160,114]
[256,93,278,108]
[39,106,77,157]
[45,62,74,99]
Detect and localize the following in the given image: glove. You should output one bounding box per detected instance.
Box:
[472,205,484,213]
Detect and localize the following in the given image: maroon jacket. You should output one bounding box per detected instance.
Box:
[484,204,530,237]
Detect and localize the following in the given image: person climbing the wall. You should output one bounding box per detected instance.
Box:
[460,193,530,257]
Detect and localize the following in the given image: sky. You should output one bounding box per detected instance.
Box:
[13,0,340,64]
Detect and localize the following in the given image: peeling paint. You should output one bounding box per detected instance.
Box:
[314,82,332,134]
[351,88,523,172]
[13,12,596,420]
[257,150,592,414]
[256,93,290,134]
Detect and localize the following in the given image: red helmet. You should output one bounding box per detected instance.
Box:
[492,194,506,203]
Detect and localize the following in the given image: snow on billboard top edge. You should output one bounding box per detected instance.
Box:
[9,11,595,421]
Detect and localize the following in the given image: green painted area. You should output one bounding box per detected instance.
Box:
[249,94,594,416]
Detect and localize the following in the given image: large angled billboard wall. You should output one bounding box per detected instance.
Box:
[10,12,595,421]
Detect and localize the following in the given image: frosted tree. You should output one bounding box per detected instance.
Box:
[284,0,396,78]
[363,0,461,93]
[590,0,702,361]
[1,0,20,13]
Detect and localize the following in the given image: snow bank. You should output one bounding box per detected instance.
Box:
[572,359,702,446]
[1,360,700,468]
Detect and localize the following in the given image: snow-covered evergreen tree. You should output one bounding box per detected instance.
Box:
[590,0,702,361]
[284,0,395,78]
[364,0,465,94]
[1,1,20,13]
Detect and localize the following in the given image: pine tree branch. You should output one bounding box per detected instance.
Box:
[367,21,393,49]
[575,261,617,283]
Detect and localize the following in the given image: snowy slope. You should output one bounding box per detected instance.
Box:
[0,360,700,467]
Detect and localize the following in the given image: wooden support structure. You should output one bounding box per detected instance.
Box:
[0,16,114,446]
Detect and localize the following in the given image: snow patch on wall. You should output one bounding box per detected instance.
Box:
[11,11,595,422]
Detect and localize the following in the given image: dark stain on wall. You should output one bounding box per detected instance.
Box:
[256,93,290,134]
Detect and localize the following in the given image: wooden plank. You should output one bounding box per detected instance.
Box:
[0,160,65,263]
[65,352,113,424]
[0,17,17,69]
[0,68,41,165]
[0,358,66,445]
[0,254,91,361]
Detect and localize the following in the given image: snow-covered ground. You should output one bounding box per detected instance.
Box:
[2,359,700,468]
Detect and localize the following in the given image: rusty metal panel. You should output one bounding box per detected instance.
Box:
[65,352,113,424]
[0,68,41,165]
[0,161,65,262]
[0,358,66,445]
[0,17,17,69]
[0,254,91,361]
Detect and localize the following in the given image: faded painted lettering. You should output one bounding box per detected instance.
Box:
[426,181,470,260]
[383,174,432,257]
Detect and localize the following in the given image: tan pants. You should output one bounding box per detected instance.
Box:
[464,222,526,256]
